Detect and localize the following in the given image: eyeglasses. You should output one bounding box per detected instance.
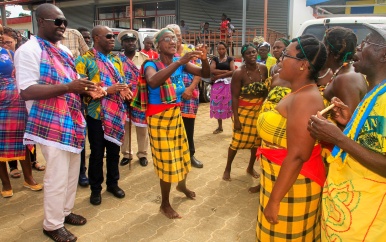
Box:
[3,41,14,45]
[97,34,115,39]
[281,51,304,62]
[42,18,68,27]
[359,39,386,50]
[161,37,177,43]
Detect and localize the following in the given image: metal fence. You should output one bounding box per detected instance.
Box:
[182,27,287,58]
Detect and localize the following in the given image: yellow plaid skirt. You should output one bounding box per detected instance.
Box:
[230,97,263,150]
[257,156,322,241]
[147,106,191,183]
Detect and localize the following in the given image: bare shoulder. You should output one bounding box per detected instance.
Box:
[291,87,324,113]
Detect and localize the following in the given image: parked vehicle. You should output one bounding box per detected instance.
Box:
[296,16,386,42]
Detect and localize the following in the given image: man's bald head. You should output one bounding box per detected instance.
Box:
[91,25,115,55]
[36,3,66,43]
[36,3,62,20]
[91,25,110,40]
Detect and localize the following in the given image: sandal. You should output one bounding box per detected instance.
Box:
[32,161,46,171]
[9,168,21,179]
[64,213,87,226]
[43,227,77,242]
[213,128,223,134]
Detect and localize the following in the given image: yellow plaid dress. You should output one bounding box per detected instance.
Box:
[147,106,191,183]
[230,97,265,150]
[256,110,322,241]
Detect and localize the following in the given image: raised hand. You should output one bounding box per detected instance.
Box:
[195,44,208,59]
[88,86,106,99]
[179,51,203,65]
[67,77,96,94]
[330,97,352,126]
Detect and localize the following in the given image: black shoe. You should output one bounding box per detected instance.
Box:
[191,156,203,168]
[78,173,89,187]
[120,157,132,166]
[139,157,148,167]
[43,227,77,242]
[90,191,101,205]
[107,185,125,198]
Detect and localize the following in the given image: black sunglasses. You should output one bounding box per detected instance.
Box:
[281,51,304,62]
[43,18,68,27]
[97,34,116,39]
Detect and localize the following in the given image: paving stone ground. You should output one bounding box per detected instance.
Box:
[0,103,261,242]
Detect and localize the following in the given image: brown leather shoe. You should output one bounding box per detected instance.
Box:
[64,213,87,226]
[43,227,77,242]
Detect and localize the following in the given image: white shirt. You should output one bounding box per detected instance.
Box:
[14,36,72,112]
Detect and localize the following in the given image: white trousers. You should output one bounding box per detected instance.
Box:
[40,144,81,231]
[121,121,149,159]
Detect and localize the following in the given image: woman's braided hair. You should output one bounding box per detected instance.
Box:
[291,34,327,82]
[324,26,357,63]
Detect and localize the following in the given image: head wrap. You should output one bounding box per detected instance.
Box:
[258,42,271,51]
[241,43,257,56]
[253,36,265,45]
[154,28,174,49]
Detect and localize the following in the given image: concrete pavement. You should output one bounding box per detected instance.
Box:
[0,103,260,242]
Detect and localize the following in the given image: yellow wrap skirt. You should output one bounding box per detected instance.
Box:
[147,106,191,183]
[230,97,264,150]
[257,110,322,241]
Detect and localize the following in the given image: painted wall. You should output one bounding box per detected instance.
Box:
[7,22,32,32]
[345,1,386,14]
[289,0,315,38]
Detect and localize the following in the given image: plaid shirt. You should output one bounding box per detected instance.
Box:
[61,28,89,58]
[76,49,126,145]
[177,44,200,118]
[24,37,85,154]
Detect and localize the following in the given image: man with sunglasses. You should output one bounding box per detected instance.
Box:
[14,3,105,242]
[76,25,132,207]
[117,30,150,168]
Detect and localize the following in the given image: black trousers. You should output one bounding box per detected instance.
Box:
[182,117,195,157]
[87,116,120,192]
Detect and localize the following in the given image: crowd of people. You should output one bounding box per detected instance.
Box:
[1,3,386,242]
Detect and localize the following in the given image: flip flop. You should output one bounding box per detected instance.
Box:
[32,161,46,171]
[213,128,223,134]
[9,168,21,179]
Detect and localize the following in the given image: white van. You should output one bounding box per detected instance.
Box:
[296,16,386,42]
[112,28,159,52]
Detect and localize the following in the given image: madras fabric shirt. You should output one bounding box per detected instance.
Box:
[76,49,126,145]
[132,59,177,112]
[61,28,89,58]
[118,53,146,126]
[176,44,201,118]
[24,36,86,154]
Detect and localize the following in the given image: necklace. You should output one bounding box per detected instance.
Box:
[330,61,353,81]
[283,83,317,100]
[318,68,331,79]
[218,56,227,63]
[246,64,263,82]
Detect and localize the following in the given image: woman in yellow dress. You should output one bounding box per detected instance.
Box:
[222,43,268,181]
[256,35,327,241]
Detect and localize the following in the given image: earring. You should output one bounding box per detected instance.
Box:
[300,66,304,71]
